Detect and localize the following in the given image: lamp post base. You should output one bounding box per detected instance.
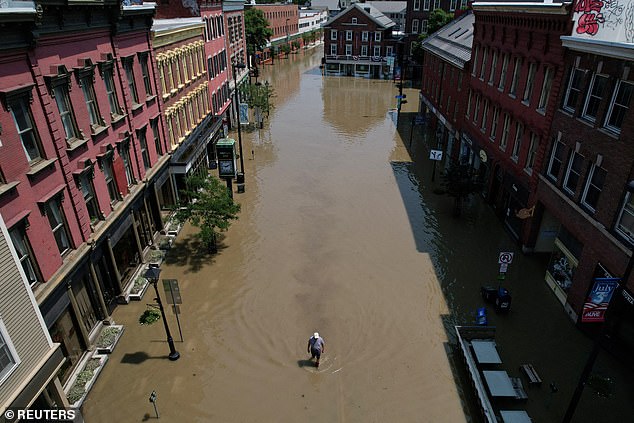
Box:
[168,351,181,361]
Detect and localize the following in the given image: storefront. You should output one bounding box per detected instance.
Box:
[545,225,583,308]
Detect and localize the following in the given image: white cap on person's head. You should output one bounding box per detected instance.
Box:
[314,332,319,339]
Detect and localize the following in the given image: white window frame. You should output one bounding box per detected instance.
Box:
[471,46,479,77]
[523,62,537,104]
[488,51,498,85]
[537,66,554,111]
[45,196,71,256]
[490,106,499,140]
[346,44,353,56]
[498,54,509,91]
[330,29,337,41]
[434,0,440,9]
[480,48,488,80]
[582,73,609,122]
[423,0,430,11]
[330,44,337,56]
[509,57,522,96]
[524,133,539,174]
[10,97,44,164]
[422,20,428,34]
[466,89,472,118]
[604,80,634,133]
[581,163,606,212]
[616,192,634,242]
[563,67,585,113]
[374,32,381,42]
[361,45,368,57]
[563,151,584,195]
[481,99,489,131]
[547,140,565,181]
[511,122,523,162]
[412,19,419,34]
[500,114,511,151]
[0,319,20,384]
[386,46,393,57]
[414,0,421,11]
[352,18,357,24]
[450,0,457,11]
[53,85,80,141]
[473,94,481,123]
[346,30,353,41]
[373,46,381,57]
[362,31,369,42]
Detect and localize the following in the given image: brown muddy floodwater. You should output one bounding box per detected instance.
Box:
[82,46,634,423]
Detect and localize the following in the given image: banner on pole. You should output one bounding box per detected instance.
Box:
[239,103,249,124]
[581,278,620,322]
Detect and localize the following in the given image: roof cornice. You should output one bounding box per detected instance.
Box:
[473,1,570,14]
[561,36,634,61]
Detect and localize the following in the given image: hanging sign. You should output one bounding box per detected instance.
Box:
[239,103,249,124]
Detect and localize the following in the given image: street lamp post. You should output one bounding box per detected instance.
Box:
[231,61,246,187]
[144,267,180,361]
[286,18,290,48]
[562,180,634,422]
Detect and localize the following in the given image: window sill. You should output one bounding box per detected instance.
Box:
[489,137,496,142]
[131,102,143,112]
[0,180,20,198]
[163,93,171,100]
[598,126,620,139]
[91,124,110,138]
[508,93,517,99]
[521,100,530,107]
[178,84,185,90]
[511,156,519,163]
[26,158,57,177]
[111,114,126,125]
[145,95,157,104]
[523,168,533,176]
[536,108,546,116]
[66,137,89,153]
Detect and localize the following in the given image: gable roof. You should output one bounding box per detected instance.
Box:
[323,2,395,29]
[366,1,407,14]
[311,0,341,12]
[421,10,474,69]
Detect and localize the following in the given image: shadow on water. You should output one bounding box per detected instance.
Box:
[297,359,316,368]
[120,351,169,365]
[163,233,228,273]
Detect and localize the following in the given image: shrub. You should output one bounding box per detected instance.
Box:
[139,308,161,325]
[96,327,121,348]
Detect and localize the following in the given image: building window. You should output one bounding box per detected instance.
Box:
[414,0,421,10]
[78,172,100,224]
[563,67,585,113]
[525,133,539,173]
[375,32,381,42]
[616,192,634,242]
[53,85,80,141]
[537,66,554,111]
[346,44,352,56]
[466,89,472,118]
[471,47,480,78]
[547,140,566,181]
[352,18,357,24]
[119,144,135,186]
[9,224,39,286]
[479,48,487,80]
[500,114,511,151]
[473,94,481,123]
[582,74,609,122]
[138,129,150,170]
[123,57,140,106]
[423,0,430,10]
[488,51,498,85]
[481,99,489,131]
[9,97,44,164]
[434,0,440,8]
[412,19,419,34]
[582,164,606,211]
[373,46,381,57]
[0,319,20,383]
[330,44,337,56]
[102,156,119,204]
[44,196,72,256]
[490,106,499,140]
[346,30,352,41]
[450,0,457,11]
[564,151,584,194]
[386,46,393,57]
[362,31,369,42]
[498,54,509,91]
[509,57,522,96]
[511,122,523,162]
[330,29,337,41]
[139,53,154,98]
[421,20,428,34]
[80,76,104,130]
[361,45,368,56]
[523,62,537,103]
[605,80,634,133]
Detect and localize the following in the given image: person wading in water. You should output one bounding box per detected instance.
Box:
[307,332,325,368]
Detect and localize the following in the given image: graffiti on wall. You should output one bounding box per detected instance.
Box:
[573,0,634,43]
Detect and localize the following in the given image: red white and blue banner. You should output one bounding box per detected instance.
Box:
[581,278,620,322]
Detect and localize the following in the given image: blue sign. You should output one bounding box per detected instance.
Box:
[239,103,249,124]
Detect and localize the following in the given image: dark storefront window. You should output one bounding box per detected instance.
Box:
[112,228,140,284]
[50,309,84,383]
[72,275,103,336]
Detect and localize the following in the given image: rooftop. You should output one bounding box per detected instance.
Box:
[422,10,475,69]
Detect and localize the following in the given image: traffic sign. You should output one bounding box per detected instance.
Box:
[429,150,443,161]
[499,263,508,273]
[498,252,514,264]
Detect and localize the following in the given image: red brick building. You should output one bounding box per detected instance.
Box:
[533,2,634,328]
[0,0,167,387]
[463,1,571,244]
[323,2,398,78]
[406,0,467,55]
[246,2,299,60]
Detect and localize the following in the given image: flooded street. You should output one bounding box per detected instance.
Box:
[82,46,633,422]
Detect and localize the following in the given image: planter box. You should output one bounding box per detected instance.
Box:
[128,278,150,301]
[95,325,125,354]
[66,354,109,409]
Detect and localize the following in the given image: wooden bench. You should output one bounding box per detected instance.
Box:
[520,364,542,386]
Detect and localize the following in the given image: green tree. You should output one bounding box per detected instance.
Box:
[280,43,291,55]
[292,40,300,51]
[428,9,454,34]
[245,8,273,57]
[173,175,241,252]
[440,163,483,217]
[239,82,275,116]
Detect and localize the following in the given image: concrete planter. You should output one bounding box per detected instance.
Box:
[95,325,124,354]
[65,354,109,409]
[128,275,150,301]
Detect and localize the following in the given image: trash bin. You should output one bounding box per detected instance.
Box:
[495,288,512,313]
[236,172,245,193]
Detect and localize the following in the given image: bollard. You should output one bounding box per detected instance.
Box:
[149,390,159,418]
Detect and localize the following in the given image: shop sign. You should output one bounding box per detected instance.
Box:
[581,278,620,323]
[623,288,634,306]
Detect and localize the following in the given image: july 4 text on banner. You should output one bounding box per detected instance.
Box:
[581,278,620,323]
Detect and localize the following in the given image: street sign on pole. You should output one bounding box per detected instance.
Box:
[499,263,508,273]
[498,252,514,264]
[429,150,443,161]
